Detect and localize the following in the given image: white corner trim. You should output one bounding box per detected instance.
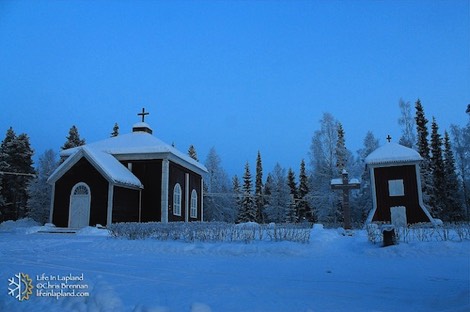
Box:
[107,184,114,226]
[365,166,378,224]
[200,177,204,222]
[49,183,55,224]
[185,173,189,222]
[161,159,169,223]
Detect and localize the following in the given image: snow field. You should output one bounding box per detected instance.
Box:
[0,220,468,312]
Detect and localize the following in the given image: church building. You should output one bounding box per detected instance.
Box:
[47,110,207,228]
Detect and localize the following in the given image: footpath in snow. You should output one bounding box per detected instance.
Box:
[0,219,469,312]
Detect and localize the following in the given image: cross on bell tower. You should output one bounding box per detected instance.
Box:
[138,108,149,122]
[386,134,392,143]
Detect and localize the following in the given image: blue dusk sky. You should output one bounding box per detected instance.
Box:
[0,0,469,177]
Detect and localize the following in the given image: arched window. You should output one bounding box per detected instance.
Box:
[173,183,182,216]
[72,183,90,195]
[190,189,198,218]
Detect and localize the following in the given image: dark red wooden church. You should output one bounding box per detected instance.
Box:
[365,141,435,225]
[47,110,207,228]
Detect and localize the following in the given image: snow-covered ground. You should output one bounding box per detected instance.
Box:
[0,219,468,312]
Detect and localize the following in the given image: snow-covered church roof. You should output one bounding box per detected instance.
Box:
[60,125,207,175]
[365,142,422,165]
[48,146,144,189]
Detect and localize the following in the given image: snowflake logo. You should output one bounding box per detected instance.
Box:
[8,273,33,301]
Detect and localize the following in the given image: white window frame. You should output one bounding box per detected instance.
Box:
[173,183,182,216]
[72,182,90,196]
[388,179,405,197]
[190,189,198,218]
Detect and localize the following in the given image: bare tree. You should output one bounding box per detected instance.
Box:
[309,113,340,223]
[398,98,416,148]
[203,147,235,222]
[27,149,59,224]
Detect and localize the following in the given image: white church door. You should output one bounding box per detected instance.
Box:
[69,182,91,228]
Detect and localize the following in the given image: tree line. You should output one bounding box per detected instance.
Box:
[0,101,468,226]
[202,100,469,225]
[0,125,87,223]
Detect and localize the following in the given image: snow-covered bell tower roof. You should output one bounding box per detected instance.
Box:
[365,142,422,166]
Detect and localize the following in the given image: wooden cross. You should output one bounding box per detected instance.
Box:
[386,134,392,143]
[331,170,360,230]
[138,108,149,122]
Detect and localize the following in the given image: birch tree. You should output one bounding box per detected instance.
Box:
[203,147,234,222]
[27,149,59,224]
[398,98,416,148]
[309,113,339,223]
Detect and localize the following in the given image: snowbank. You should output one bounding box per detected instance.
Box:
[0,218,40,233]
[0,221,468,312]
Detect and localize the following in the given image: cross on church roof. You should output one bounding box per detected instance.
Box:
[386,134,392,143]
[138,108,149,122]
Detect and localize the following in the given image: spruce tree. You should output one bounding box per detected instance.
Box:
[415,100,430,158]
[0,176,4,218]
[298,159,313,222]
[0,128,35,220]
[16,133,35,219]
[287,168,297,197]
[264,164,290,223]
[415,99,432,205]
[263,173,273,221]
[335,122,347,174]
[188,145,198,161]
[232,175,241,220]
[287,168,298,222]
[0,127,15,170]
[0,128,14,221]
[254,151,264,223]
[443,131,464,221]
[232,175,241,195]
[237,162,256,223]
[429,117,445,219]
[111,123,119,137]
[333,122,348,224]
[62,125,86,150]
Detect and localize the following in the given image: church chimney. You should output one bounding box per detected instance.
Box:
[133,107,153,134]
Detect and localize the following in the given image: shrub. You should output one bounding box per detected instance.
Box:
[108,222,313,243]
[366,222,470,243]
